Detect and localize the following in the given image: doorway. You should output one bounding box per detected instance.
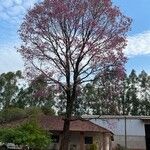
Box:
[145,124,150,150]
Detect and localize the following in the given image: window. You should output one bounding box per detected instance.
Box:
[51,135,59,143]
[84,136,93,144]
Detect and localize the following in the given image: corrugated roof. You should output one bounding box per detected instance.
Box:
[82,115,150,120]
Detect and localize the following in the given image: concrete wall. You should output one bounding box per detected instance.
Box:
[90,118,146,150]
[113,135,146,149]
[49,132,111,150]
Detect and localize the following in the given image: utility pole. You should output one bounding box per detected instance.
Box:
[122,80,127,150]
[124,116,127,150]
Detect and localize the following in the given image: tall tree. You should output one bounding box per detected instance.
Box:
[93,68,124,115]
[0,71,22,109]
[138,70,150,115]
[18,0,131,149]
[15,74,55,113]
[125,70,139,115]
[81,69,124,116]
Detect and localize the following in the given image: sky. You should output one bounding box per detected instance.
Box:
[0,0,150,74]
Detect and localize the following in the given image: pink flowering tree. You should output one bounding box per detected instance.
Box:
[18,0,131,149]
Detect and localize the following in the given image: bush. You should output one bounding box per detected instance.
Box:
[0,121,51,150]
[115,144,129,150]
[0,108,27,123]
[90,144,97,150]
[41,106,55,115]
[25,107,43,117]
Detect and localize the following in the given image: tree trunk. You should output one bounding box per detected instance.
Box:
[59,69,77,150]
[59,118,70,150]
[59,90,74,150]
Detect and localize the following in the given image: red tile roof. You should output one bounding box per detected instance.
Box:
[0,115,112,134]
[38,116,111,133]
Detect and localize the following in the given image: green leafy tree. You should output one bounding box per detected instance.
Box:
[0,71,22,108]
[81,68,125,115]
[81,83,103,115]
[0,121,51,150]
[0,107,27,123]
[138,70,150,115]
[15,75,55,108]
[56,86,85,116]
[58,69,150,116]
[128,70,140,115]
[0,106,54,125]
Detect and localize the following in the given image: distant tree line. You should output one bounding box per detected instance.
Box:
[0,71,55,115]
[81,69,150,116]
[0,70,150,116]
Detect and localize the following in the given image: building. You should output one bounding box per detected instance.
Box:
[0,115,114,150]
[47,116,113,150]
[83,115,150,150]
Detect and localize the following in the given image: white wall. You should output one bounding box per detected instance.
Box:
[90,118,146,149]
[91,118,145,136]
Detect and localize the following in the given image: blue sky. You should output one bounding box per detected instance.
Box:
[113,0,150,74]
[0,0,150,74]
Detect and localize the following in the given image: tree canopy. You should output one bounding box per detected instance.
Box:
[18,0,131,149]
[0,121,51,150]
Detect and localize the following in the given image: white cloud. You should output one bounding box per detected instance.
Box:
[0,51,23,73]
[1,0,13,8]
[7,6,25,16]
[23,0,41,9]
[0,0,43,73]
[0,43,23,73]
[14,0,22,5]
[0,12,10,20]
[125,31,150,57]
[0,0,41,24]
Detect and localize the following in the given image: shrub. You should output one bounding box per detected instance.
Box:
[41,106,55,115]
[90,144,97,150]
[0,108,27,123]
[25,107,43,117]
[115,144,129,150]
[0,121,51,150]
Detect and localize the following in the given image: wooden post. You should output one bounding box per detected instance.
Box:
[103,133,106,150]
[80,132,84,150]
[103,133,110,150]
[99,133,102,150]
[109,135,112,150]
[59,132,62,150]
